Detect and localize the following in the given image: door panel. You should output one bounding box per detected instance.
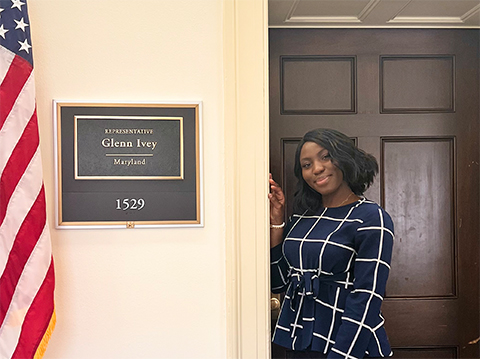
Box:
[269,29,479,359]
[392,347,457,359]
[380,56,455,112]
[281,56,356,114]
[383,138,456,298]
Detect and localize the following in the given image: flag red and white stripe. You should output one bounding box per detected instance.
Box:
[0,1,55,357]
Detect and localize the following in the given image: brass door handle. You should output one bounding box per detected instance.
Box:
[271,297,281,311]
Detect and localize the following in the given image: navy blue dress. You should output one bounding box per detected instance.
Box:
[271,198,394,359]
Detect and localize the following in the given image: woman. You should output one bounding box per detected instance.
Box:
[269,128,394,359]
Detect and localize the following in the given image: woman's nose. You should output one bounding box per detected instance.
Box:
[312,161,324,174]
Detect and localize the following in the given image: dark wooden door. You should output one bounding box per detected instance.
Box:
[269,29,479,359]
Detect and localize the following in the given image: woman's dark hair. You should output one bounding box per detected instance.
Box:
[293,128,378,213]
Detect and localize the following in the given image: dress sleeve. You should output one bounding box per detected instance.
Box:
[270,217,295,294]
[328,207,394,359]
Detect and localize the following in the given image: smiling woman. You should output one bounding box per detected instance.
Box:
[268,128,394,359]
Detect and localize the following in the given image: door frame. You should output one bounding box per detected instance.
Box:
[224,0,271,358]
[223,2,480,358]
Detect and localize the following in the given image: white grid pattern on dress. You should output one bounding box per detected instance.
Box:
[345,208,388,358]
[316,203,360,352]
[291,207,327,340]
[271,198,394,358]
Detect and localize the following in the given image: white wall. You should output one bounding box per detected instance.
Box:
[29,0,226,358]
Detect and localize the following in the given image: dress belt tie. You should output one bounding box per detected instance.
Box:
[287,271,348,341]
[289,271,346,311]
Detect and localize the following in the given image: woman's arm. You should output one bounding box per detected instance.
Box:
[269,174,286,248]
[270,242,290,293]
[328,206,394,359]
[269,174,290,292]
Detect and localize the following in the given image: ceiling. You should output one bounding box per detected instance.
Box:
[269,0,480,28]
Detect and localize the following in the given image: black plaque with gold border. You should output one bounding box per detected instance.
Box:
[54,101,203,228]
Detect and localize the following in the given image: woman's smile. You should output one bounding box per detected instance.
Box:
[314,175,330,185]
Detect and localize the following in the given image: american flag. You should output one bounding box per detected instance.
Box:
[0,0,56,358]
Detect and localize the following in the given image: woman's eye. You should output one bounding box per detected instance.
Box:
[302,163,311,169]
[321,154,331,161]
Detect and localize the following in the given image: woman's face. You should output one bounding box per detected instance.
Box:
[299,141,350,200]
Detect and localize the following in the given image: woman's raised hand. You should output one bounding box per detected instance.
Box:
[269,173,285,225]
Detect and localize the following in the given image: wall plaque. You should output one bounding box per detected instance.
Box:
[54,101,203,228]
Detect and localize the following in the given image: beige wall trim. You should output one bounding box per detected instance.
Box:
[224,0,270,358]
